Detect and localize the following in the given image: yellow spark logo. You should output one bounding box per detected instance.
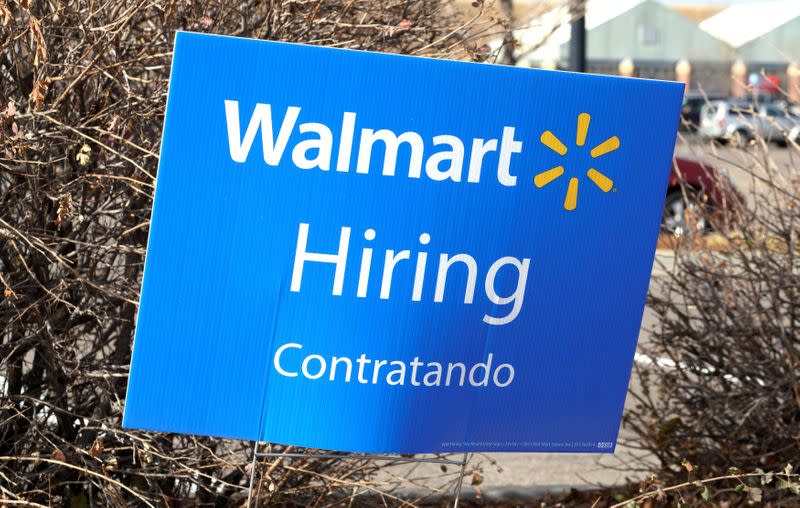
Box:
[535,113,620,211]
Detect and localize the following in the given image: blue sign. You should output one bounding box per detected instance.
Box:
[123,31,683,453]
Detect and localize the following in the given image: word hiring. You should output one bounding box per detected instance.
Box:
[291,223,530,325]
[274,342,515,388]
[224,101,524,185]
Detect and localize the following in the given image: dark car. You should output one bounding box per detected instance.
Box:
[680,92,726,131]
[662,157,744,236]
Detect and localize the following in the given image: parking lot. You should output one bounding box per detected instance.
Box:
[676,132,798,198]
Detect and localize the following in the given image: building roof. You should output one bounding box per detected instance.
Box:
[512,0,732,64]
[582,0,649,30]
[669,5,725,23]
[699,0,800,49]
[514,0,646,61]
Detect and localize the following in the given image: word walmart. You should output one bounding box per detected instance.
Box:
[224,100,524,185]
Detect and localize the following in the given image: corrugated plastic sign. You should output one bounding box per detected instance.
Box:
[123,31,684,453]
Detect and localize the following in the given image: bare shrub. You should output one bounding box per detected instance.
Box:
[625,129,800,492]
[0,1,501,505]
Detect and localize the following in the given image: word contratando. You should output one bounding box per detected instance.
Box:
[274,342,515,388]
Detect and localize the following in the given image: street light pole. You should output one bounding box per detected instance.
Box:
[569,0,586,73]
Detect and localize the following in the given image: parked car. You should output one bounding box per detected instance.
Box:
[789,124,800,144]
[758,101,800,143]
[699,100,800,146]
[662,157,744,236]
[680,92,726,131]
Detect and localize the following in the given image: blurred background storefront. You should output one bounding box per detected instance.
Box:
[478,0,800,101]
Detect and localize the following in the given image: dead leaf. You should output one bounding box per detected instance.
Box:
[56,194,72,231]
[0,1,11,25]
[387,19,412,37]
[29,77,51,111]
[681,458,694,473]
[76,144,91,166]
[90,440,103,458]
[29,17,47,67]
[471,471,483,485]
[473,44,492,62]
[1,100,16,117]
[52,448,66,462]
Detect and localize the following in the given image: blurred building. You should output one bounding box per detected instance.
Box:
[700,0,800,99]
[506,0,800,99]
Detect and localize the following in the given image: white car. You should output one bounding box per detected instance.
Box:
[789,124,800,145]
[700,101,800,146]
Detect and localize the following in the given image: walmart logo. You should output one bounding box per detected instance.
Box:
[534,113,620,211]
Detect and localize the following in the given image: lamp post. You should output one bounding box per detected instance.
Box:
[618,57,635,78]
[788,63,800,104]
[569,0,586,73]
[675,59,691,93]
[731,59,747,98]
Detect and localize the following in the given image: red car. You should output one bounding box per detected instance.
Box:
[662,157,744,236]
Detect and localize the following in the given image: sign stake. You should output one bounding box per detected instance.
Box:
[452,451,469,508]
[246,441,260,507]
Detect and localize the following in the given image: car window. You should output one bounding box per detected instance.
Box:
[764,105,785,116]
[728,105,753,116]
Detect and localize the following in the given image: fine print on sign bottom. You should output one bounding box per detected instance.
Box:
[440,441,612,450]
[123,32,684,455]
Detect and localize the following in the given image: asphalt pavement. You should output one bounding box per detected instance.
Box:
[675,132,798,199]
